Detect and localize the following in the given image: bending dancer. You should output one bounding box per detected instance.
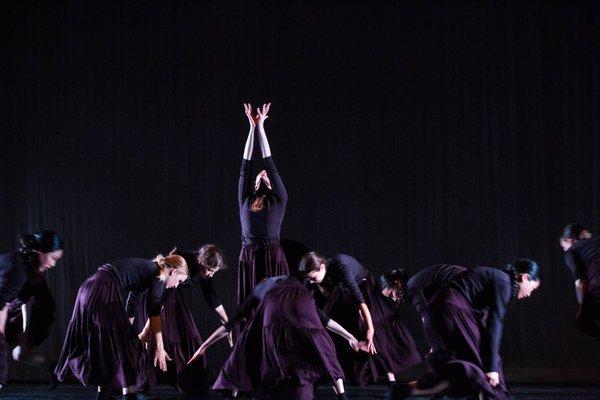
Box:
[135,245,231,396]
[238,103,288,305]
[386,260,541,400]
[299,252,421,385]
[560,223,600,339]
[0,230,63,388]
[188,274,365,400]
[380,264,468,347]
[55,255,189,400]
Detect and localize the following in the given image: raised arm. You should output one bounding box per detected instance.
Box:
[242,103,256,160]
[256,103,272,158]
[239,103,256,204]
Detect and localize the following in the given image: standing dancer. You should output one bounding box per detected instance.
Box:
[238,103,288,306]
[560,223,600,339]
[386,260,541,400]
[188,274,365,400]
[300,252,421,385]
[55,255,189,400]
[135,245,231,396]
[0,230,63,388]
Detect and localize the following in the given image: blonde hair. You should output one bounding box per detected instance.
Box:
[154,254,189,281]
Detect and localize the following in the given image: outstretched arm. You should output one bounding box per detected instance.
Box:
[256,103,272,158]
[239,103,256,203]
[188,325,229,364]
[242,103,256,160]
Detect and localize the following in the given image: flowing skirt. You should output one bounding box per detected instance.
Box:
[317,274,421,385]
[135,287,209,394]
[214,279,344,399]
[55,266,142,388]
[423,287,508,399]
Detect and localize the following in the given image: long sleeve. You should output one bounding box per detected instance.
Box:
[238,159,253,205]
[316,307,331,326]
[263,157,287,203]
[224,295,260,331]
[564,250,587,281]
[338,267,365,305]
[125,289,147,318]
[199,277,222,309]
[483,278,512,372]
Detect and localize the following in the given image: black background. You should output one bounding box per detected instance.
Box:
[1,1,599,383]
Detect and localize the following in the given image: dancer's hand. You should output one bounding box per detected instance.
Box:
[227,331,234,347]
[365,329,377,354]
[187,345,207,365]
[348,338,360,352]
[486,371,500,387]
[154,347,172,372]
[244,103,257,127]
[256,103,271,126]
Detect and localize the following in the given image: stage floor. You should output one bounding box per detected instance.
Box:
[1,384,600,399]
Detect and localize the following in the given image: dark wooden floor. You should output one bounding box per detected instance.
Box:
[1,384,600,399]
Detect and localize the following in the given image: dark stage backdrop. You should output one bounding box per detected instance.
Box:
[1,1,599,383]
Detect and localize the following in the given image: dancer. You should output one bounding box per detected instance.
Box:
[300,252,421,385]
[380,264,468,345]
[189,274,364,400]
[135,245,231,396]
[238,103,288,306]
[386,259,541,400]
[55,255,189,400]
[0,230,63,388]
[560,223,600,339]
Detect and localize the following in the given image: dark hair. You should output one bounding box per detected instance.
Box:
[378,269,407,291]
[197,244,226,271]
[505,259,540,282]
[18,230,63,267]
[298,251,327,274]
[560,223,588,240]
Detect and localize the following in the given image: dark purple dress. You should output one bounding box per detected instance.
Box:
[406,264,468,347]
[422,267,512,399]
[214,276,344,400]
[564,237,600,339]
[135,252,221,395]
[0,252,55,384]
[55,259,164,389]
[312,254,421,385]
[238,156,289,306]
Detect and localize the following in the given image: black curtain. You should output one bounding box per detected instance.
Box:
[1,1,599,383]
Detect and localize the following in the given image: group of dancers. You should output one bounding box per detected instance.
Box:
[0,104,598,400]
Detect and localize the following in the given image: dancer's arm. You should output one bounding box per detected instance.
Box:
[256,104,287,202]
[575,279,587,304]
[325,318,363,351]
[239,103,256,205]
[242,103,256,160]
[359,303,377,354]
[150,315,172,371]
[483,280,512,385]
[21,302,32,333]
[255,103,271,158]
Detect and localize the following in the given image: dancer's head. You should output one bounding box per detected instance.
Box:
[298,252,328,284]
[196,244,225,278]
[379,269,408,302]
[251,170,272,212]
[19,230,64,272]
[559,223,592,251]
[155,254,189,288]
[505,259,541,299]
